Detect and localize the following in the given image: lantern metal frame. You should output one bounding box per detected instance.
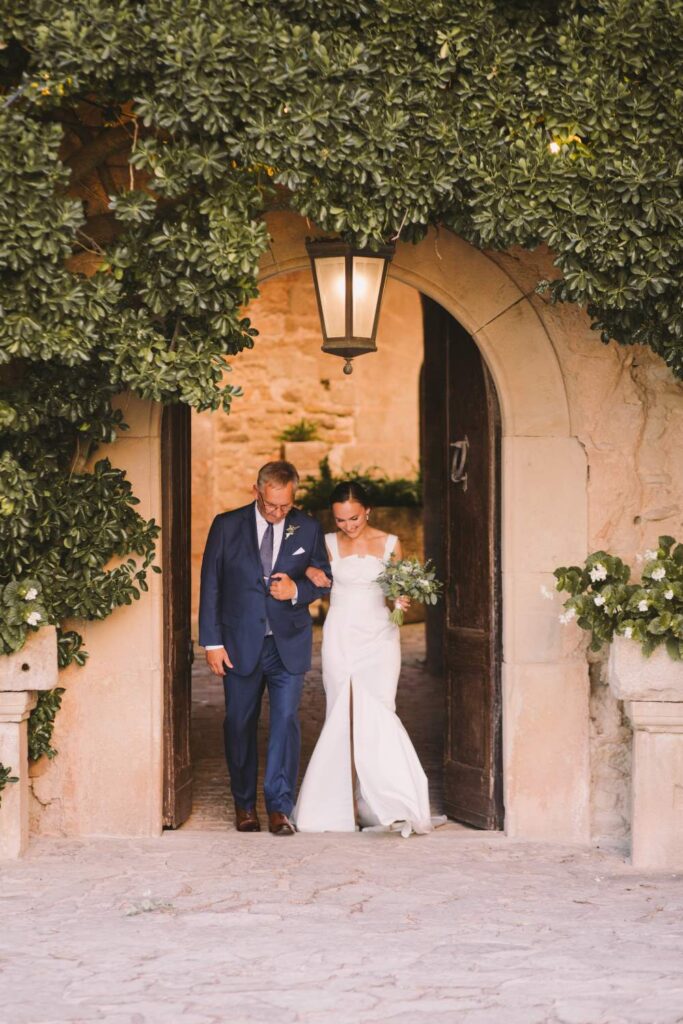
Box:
[305,238,395,372]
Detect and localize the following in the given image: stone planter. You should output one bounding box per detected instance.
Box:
[609,635,683,703]
[0,627,58,858]
[608,636,683,870]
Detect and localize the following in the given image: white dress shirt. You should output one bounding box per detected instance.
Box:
[254,501,286,567]
[205,503,296,649]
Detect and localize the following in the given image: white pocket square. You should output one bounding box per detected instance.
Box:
[293,546,306,555]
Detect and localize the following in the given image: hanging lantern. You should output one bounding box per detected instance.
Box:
[305,238,395,374]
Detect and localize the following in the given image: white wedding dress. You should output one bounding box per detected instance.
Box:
[294,532,446,837]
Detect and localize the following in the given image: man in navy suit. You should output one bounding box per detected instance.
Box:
[199,461,331,835]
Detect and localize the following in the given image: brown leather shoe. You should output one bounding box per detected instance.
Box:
[235,807,261,832]
[268,812,296,836]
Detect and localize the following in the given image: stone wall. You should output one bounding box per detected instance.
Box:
[191,272,423,619]
[26,220,682,845]
[488,246,683,844]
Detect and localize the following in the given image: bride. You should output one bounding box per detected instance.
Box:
[294,481,445,837]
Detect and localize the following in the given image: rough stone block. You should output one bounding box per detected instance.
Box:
[609,636,683,702]
[0,627,58,693]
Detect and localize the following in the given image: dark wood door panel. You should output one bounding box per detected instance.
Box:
[443,759,501,830]
[422,296,503,830]
[162,403,193,828]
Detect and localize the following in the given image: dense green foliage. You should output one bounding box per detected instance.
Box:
[28,687,67,761]
[0,0,681,676]
[299,457,422,511]
[278,419,321,443]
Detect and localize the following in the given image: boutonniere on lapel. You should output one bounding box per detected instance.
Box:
[285,524,300,540]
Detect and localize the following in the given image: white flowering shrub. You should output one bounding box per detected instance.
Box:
[0,577,47,653]
[553,536,683,660]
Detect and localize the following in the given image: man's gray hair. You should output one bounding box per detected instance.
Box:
[257,460,300,490]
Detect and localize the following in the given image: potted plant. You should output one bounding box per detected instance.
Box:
[277,419,329,478]
[553,536,683,700]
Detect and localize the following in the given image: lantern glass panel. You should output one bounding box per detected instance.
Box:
[314,256,346,338]
[352,256,384,338]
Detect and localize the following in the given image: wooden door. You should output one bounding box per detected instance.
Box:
[162,403,193,827]
[422,297,503,829]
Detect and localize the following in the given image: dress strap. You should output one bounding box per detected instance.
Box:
[383,534,398,560]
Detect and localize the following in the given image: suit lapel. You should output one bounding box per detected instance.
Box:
[243,503,264,585]
[271,509,297,576]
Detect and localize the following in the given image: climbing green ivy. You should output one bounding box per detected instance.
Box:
[27,688,67,761]
[0,0,681,680]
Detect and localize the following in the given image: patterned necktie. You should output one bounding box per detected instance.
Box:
[260,521,274,581]
[260,522,274,636]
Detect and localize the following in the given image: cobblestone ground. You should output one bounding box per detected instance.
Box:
[2,829,683,1023]
[183,624,444,830]
[4,628,683,1023]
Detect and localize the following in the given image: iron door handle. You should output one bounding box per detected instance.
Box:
[450,437,469,491]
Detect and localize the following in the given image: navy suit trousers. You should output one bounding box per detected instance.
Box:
[222,636,304,815]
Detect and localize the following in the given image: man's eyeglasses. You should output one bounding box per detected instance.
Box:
[260,499,294,514]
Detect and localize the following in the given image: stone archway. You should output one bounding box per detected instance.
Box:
[255,213,590,842]
[32,214,589,843]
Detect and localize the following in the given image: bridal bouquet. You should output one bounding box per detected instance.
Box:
[376,558,444,626]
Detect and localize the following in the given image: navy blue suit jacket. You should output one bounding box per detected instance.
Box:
[198,503,332,676]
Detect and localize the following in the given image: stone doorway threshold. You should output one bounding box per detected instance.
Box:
[181,623,445,832]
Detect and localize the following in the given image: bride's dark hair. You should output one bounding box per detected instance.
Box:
[329,480,371,509]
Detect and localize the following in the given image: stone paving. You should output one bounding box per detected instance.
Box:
[183,624,445,831]
[2,828,683,1023]
[4,627,683,1023]
[3,626,683,1019]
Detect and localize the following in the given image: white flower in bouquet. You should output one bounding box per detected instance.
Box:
[650,566,666,581]
[638,599,649,612]
[376,558,444,626]
[589,563,608,582]
[593,595,606,607]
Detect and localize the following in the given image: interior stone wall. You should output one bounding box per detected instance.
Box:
[487,246,683,845]
[191,272,423,619]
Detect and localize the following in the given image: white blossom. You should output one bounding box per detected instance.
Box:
[25,587,38,601]
[650,566,666,581]
[540,585,554,601]
[589,563,608,582]
[623,627,633,639]
[643,549,658,562]
[559,608,576,624]
[593,595,606,607]
[638,600,649,612]
[26,611,42,626]
[665,589,674,600]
